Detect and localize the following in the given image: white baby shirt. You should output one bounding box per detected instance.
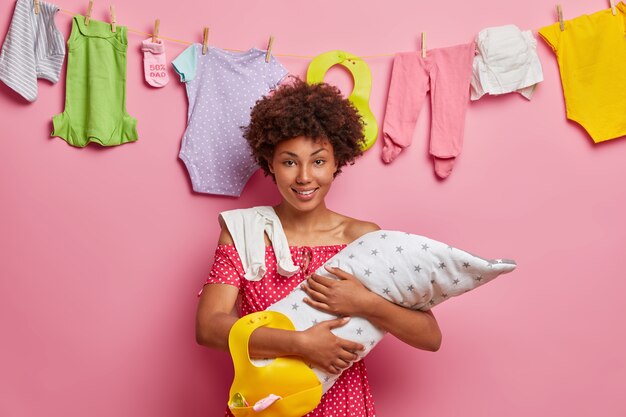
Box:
[471,24,544,100]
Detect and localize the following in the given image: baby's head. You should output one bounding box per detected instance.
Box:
[243,77,365,180]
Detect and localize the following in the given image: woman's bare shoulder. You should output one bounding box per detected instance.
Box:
[342,216,381,242]
[217,215,234,245]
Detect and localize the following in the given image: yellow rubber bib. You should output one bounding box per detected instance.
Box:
[306,50,378,151]
[227,311,322,417]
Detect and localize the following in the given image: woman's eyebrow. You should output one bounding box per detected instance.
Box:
[279,148,328,157]
[310,148,328,156]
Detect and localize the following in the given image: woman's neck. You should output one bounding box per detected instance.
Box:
[270,202,353,246]
[273,202,333,234]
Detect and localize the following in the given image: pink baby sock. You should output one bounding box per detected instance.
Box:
[142,38,169,87]
[433,157,456,179]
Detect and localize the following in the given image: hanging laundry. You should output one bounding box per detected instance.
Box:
[172,45,287,197]
[0,0,65,102]
[539,4,626,143]
[306,50,378,151]
[51,16,138,147]
[142,37,169,88]
[382,41,475,179]
[471,24,543,100]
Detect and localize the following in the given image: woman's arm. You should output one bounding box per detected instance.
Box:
[361,291,441,352]
[195,223,364,374]
[301,220,442,352]
[302,266,442,351]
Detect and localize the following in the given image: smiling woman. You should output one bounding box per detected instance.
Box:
[194,78,442,417]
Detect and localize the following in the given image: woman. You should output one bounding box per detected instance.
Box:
[195,78,442,416]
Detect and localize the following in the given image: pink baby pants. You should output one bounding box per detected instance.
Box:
[382,41,475,178]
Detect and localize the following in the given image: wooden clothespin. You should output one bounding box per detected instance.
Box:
[85,0,94,26]
[610,0,617,15]
[110,5,116,33]
[34,0,40,14]
[265,36,275,63]
[202,27,209,55]
[421,32,426,58]
[152,19,160,43]
[556,4,564,31]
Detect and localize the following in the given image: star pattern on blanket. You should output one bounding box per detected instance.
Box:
[263,229,516,394]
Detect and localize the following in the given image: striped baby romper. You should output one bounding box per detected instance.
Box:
[0,0,65,102]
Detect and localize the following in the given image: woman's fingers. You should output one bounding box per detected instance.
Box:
[303,275,330,295]
[342,339,364,354]
[338,349,359,363]
[323,265,353,281]
[318,316,349,329]
[307,273,335,287]
[335,358,351,369]
[302,296,329,311]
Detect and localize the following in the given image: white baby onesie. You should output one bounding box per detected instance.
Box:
[471,24,543,100]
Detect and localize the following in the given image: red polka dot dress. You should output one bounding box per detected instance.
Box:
[204,244,376,417]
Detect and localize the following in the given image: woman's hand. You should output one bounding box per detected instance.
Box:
[302,265,442,351]
[301,265,375,317]
[296,317,364,374]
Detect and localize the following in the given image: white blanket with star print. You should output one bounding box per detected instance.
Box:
[257,230,516,393]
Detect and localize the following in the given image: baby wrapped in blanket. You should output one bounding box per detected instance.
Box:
[222,207,517,393]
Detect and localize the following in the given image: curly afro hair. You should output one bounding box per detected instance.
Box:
[243,77,365,178]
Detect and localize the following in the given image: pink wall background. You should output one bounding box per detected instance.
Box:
[2,0,625,416]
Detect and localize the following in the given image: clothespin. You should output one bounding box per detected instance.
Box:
[85,0,94,26]
[265,36,275,63]
[202,27,209,55]
[34,0,40,14]
[152,19,160,43]
[556,4,564,31]
[610,0,617,15]
[110,5,116,33]
[421,32,426,58]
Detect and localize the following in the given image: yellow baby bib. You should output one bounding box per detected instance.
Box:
[228,311,322,417]
[306,50,378,151]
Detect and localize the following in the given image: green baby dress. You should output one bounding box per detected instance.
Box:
[52,16,137,147]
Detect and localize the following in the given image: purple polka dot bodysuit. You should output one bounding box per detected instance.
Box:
[173,45,288,196]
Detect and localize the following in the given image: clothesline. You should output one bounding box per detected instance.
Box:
[49,3,626,62]
[57,9,395,60]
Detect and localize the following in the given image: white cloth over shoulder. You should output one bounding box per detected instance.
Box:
[471,24,543,100]
[219,206,299,281]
